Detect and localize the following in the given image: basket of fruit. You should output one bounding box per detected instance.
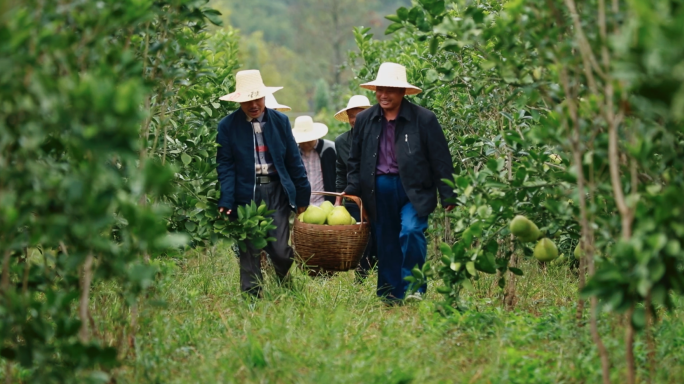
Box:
[292,192,370,272]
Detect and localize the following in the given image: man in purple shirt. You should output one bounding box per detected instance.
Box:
[341,62,456,303]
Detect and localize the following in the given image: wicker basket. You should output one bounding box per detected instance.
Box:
[292,192,370,272]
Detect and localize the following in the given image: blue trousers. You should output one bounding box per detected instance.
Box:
[374,175,428,300]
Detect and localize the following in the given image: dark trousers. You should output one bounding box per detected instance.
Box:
[374,175,428,300]
[237,182,293,295]
[345,202,377,273]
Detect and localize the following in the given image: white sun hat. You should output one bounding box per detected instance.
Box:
[219,69,283,103]
[291,116,328,143]
[334,95,372,123]
[265,93,291,112]
[360,62,422,95]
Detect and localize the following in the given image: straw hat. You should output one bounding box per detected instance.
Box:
[360,62,422,95]
[265,93,291,112]
[219,70,283,103]
[291,116,328,143]
[334,95,372,123]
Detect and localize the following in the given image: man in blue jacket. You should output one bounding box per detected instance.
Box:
[216,70,310,297]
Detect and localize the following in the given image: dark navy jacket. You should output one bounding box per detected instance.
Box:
[216,108,311,211]
[344,98,455,220]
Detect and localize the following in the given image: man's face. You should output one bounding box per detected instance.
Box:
[299,140,317,153]
[240,97,266,119]
[375,87,405,112]
[346,108,365,129]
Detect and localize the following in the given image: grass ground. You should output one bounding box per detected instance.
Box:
[93,243,684,383]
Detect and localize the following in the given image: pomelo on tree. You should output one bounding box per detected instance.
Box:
[303,205,327,225]
[327,206,352,226]
[533,238,559,262]
[574,243,583,259]
[509,215,541,242]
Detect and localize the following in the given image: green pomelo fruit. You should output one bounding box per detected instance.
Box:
[303,205,327,225]
[319,201,334,216]
[534,238,559,262]
[298,213,305,222]
[327,206,352,226]
[518,227,542,243]
[349,215,357,225]
[574,243,583,259]
[509,215,541,242]
[550,253,566,266]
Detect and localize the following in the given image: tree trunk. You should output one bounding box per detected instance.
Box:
[79,252,94,343]
[559,61,611,384]
[575,249,586,325]
[4,360,11,384]
[1,249,10,295]
[504,243,518,311]
[625,306,636,384]
[645,292,656,384]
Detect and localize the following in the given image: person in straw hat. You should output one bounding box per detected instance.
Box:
[339,62,456,303]
[333,95,377,279]
[291,116,336,206]
[216,69,311,297]
[265,93,291,112]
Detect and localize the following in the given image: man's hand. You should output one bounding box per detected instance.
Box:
[297,206,307,215]
[335,192,346,206]
[219,207,232,216]
[445,205,456,212]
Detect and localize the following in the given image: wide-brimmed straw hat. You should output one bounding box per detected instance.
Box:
[292,116,328,143]
[360,62,422,95]
[334,95,372,123]
[219,70,283,103]
[265,93,291,112]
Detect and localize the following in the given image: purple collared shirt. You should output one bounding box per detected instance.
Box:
[376,112,399,175]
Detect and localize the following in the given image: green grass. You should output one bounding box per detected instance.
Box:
[92,243,684,383]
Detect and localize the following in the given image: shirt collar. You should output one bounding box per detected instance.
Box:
[246,111,266,123]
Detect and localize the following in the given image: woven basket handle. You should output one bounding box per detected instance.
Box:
[310,191,368,223]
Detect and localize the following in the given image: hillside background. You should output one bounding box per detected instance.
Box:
[209,0,411,113]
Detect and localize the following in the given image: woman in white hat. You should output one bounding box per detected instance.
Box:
[333,95,376,278]
[291,116,336,206]
[333,95,372,193]
[265,93,291,112]
[340,62,456,303]
[216,69,311,297]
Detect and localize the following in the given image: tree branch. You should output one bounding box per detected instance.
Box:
[79,252,94,343]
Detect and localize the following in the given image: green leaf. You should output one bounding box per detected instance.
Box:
[184,221,196,232]
[436,286,451,294]
[181,153,192,165]
[498,276,506,289]
[508,267,523,276]
[429,37,439,55]
[385,22,405,35]
[397,7,409,20]
[465,261,477,276]
[439,242,453,257]
[632,307,646,329]
[426,0,446,16]
[426,69,439,84]
[385,14,402,23]
[203,8,223,26]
